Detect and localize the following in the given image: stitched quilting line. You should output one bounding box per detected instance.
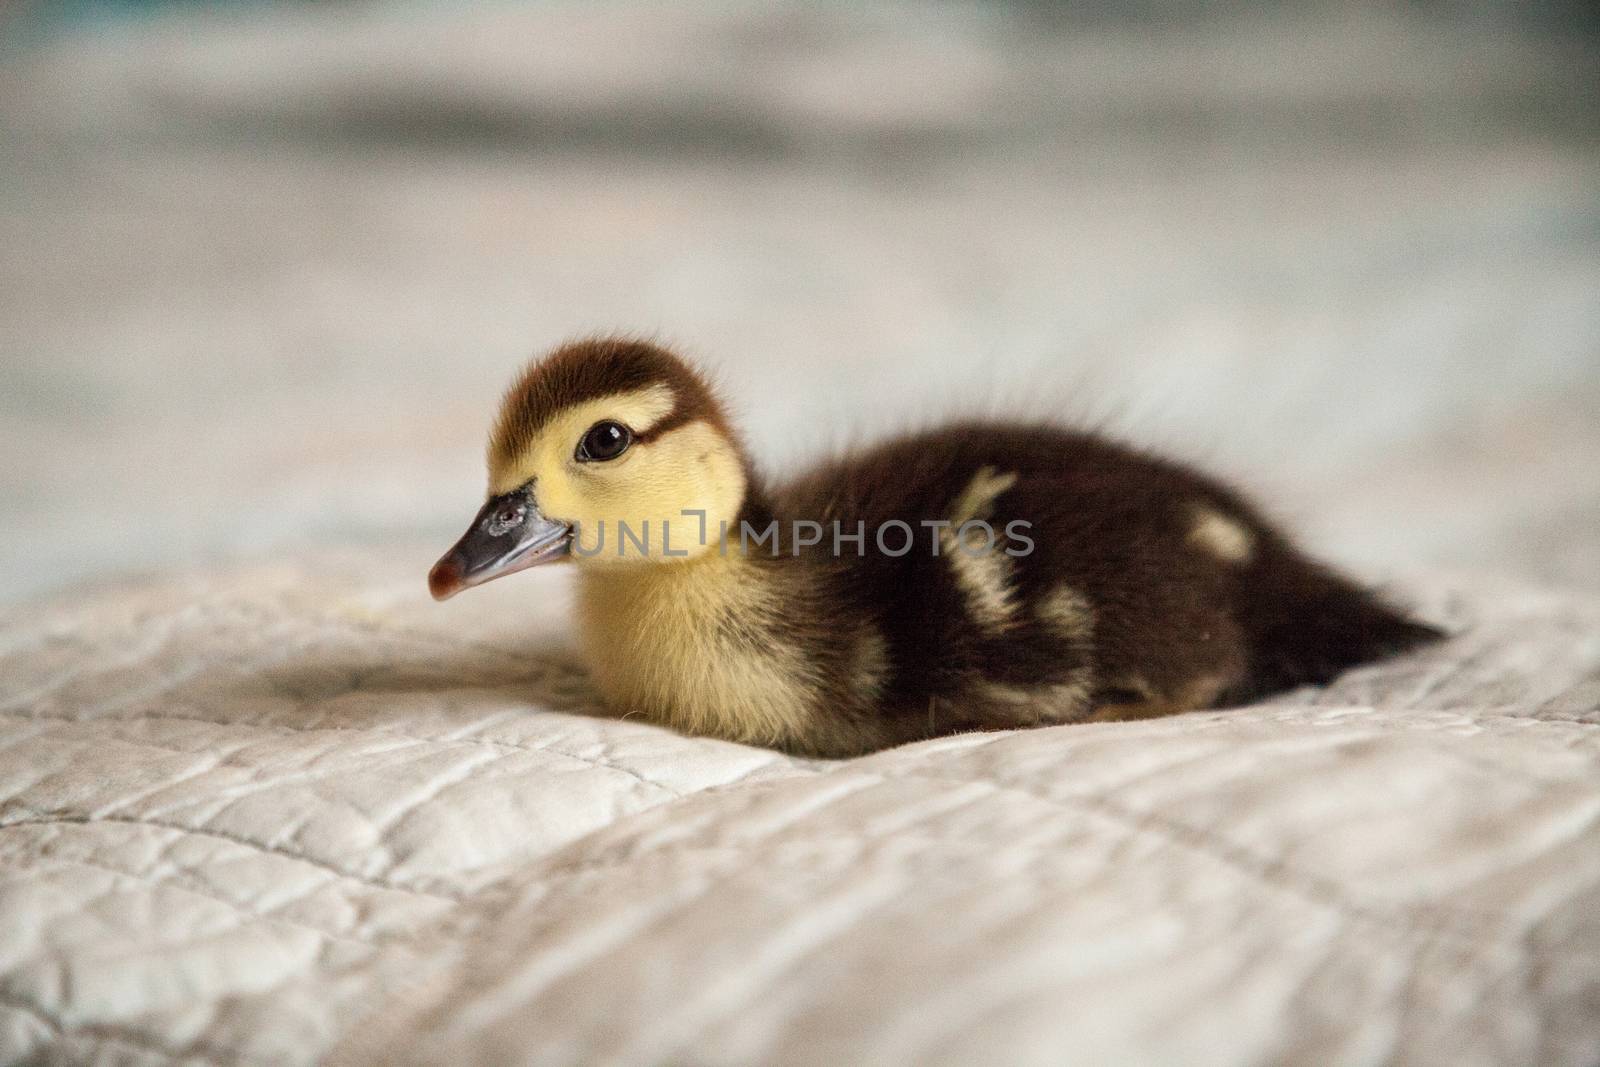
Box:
[0,593,556,670]
[597,867,915,1066]
[5,702,1594,811]
[0,813,469,904]
[375,759,1593,961]
[2,708,1592,911]
[361,746,521,839]
[11,738,1589,943]
[266,606,573,666]
[5,719,1594,917]
[253,653,598,716]
[420,762,1598,961]
[331,777,903,1060]
[874,770,1573,949]
[0,986,253,1067]
[2,770,790,924]
[0,613,599,724]
[1391,641,1516,710]
[0,708,691,799]
[9,773,1599,1063]
[518,812,1478,953]
[41,852,408,952]
[300,773,899,970]
[329,792,1600,1063]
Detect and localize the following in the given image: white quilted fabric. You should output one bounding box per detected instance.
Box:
[2,558,1598,1066]
[3,2,1598,1063]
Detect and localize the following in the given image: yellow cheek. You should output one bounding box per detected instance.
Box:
[560,423,746,563]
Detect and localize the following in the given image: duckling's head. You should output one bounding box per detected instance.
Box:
[429,338,748,599]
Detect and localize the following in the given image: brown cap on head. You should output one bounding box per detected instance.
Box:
[489,337,731,470]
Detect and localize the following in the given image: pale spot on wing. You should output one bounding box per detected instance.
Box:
[853,627,890,699]
[1090,673,1230,722]
[972,675,1095,726]
[1036,584,1094,641]
[1190,506,1254,563]
[949,466,1018,526]
[946,545,1017,632]
[942,467,1022,632]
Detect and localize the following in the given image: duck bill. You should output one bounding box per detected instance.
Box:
[428,486,572,601]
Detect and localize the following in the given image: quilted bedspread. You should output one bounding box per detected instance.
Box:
[3,557,1599,1066]
[4,1,1599,1064]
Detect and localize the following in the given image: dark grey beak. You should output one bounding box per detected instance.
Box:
[429,484,572,601]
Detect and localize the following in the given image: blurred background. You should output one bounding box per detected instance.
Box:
[1,0,1596,608]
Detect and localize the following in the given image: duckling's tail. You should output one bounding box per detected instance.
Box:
[1227,541,1446,703]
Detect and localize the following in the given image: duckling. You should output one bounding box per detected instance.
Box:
[429,337,1443,758]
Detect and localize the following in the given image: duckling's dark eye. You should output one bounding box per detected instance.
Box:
[576,421,632,462]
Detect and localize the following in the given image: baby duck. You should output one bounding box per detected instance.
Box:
[430,337,1442,758]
